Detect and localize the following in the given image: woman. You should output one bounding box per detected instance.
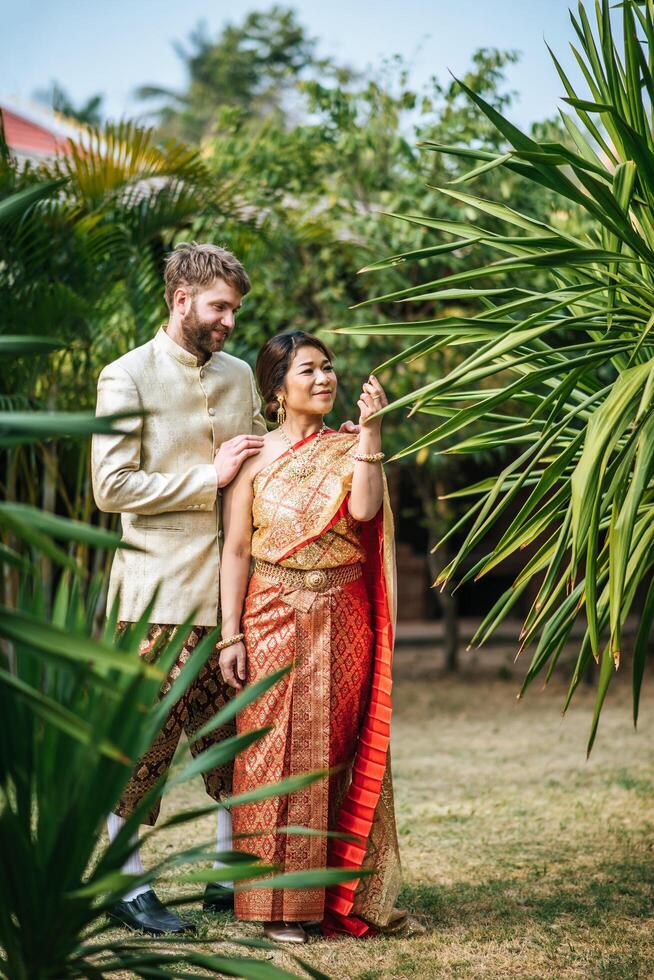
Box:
[219,331,403,943]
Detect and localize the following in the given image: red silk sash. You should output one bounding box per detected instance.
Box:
[325,502,393,933]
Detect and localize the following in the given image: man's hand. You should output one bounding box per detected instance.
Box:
[339,420,360,435]
[219,640,247,690]
[214,434,264,488]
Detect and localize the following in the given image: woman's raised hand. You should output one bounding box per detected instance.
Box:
[357,374,388,431]
[219,640,247,690]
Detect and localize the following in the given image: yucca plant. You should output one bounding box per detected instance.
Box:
[1,567,332,979]
[341,0,654,750]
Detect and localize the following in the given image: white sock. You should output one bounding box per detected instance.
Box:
[212,808,234,889]
[106,812,152,902]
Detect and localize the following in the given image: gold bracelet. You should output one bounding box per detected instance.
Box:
[216,632,245,652]
[353,451,386,463]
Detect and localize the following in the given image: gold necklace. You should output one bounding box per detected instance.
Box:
[280,422,327,481]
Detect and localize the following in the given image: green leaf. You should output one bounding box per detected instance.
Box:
[0,335,66,356]
[177,864,277,885]
[0,411,144,448]
[0,178,67,223]
[223,769,329,809]
[0,542,29,569]
[0,503,134,551]
[240,867,369,890]
[0,606,163,678]
[165,729,269,790]
[178,952,304,979]
[0,668,130,762]
[562,96,615,112]
[587,644,616,756]
[358,237,481,273]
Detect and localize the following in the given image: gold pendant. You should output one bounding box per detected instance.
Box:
[293,460,315,481]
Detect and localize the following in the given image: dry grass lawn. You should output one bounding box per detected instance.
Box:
[107,645,654,979]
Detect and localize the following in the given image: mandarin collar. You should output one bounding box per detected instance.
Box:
[154,326,203,367]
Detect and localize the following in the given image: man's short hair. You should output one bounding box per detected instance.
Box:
[164,242,251,310]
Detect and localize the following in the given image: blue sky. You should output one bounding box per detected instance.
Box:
[3,0,585,128]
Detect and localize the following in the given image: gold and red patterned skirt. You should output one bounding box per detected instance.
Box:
[232,561,402,931]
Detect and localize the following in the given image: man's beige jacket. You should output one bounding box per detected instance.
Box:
[92,327,266,626]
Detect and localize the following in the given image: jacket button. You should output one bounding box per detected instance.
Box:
[208,408,215,416]
[199,369,205,379]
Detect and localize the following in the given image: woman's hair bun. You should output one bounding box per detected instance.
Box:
[264,398,279,422]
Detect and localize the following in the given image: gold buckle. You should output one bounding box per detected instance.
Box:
[304,569,329,592]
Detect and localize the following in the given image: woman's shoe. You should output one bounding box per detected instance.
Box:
[263,920,308,944]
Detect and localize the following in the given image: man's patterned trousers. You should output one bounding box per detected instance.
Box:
[113,623,235,826]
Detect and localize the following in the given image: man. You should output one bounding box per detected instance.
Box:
[92,242,266,934]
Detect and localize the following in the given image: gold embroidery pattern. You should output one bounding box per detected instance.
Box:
[351,763,404,928]
[252,433,365,568]
[233,574,375,921]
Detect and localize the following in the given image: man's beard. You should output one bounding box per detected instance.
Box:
[181,302,226,359]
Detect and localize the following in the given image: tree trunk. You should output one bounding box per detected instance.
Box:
[416,470,460,672]
[425,527,460,672]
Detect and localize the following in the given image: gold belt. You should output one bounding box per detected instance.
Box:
[254,559,363,593]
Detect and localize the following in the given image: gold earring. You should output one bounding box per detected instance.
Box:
[276,397,286,427]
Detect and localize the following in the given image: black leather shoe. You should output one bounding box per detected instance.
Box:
[202,882,234,912]
[106,889,196,935]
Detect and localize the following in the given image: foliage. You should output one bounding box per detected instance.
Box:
[196,46,562,430]
[136,6,341,142]
[33,81,105,126]
[0,115,243,387]
[356,0,654,748]
[0,566,299,979]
